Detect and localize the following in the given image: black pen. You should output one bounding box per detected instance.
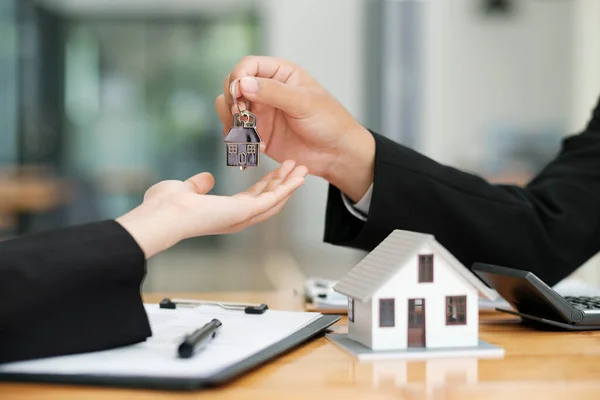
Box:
[177,318,222,359]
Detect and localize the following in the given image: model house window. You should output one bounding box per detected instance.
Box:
[446,296,467,325]
[247,144,256,154]
[418,254,434,282]
[408,299,424,328]
[228,144,237,154]
[348,298,354,322]
[379,298,395,327]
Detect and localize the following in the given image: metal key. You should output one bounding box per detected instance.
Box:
[224,80,262,170]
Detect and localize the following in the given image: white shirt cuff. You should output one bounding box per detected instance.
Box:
[341,184,373,222]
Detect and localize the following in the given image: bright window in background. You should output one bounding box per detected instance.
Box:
[0,0,17,163]
[61,15,259,241]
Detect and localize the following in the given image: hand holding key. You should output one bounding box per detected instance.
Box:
[216,56,375,203]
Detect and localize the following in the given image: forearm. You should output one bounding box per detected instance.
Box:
[116,203,182,259]
[0,221,151,363]
[325,126,600,286]
[324,125,376,203]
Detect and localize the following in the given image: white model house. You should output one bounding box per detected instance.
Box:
[333,229,498,351]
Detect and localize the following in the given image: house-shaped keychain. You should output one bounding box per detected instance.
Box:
[224,110,262,170]
[326,229,505,360]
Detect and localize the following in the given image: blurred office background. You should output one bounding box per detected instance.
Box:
[0,0,599,291]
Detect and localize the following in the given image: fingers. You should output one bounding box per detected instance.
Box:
[283,164,309,183]
[224,192,293,234]
[231,176,304,228]
[236,169,276,198]
[251,163,307,212]
[231,56,296,83]
[237,77,311,118]
[236,160,293,197]
[251,176,306,215]
[221,56,312,117]
[223,72,254,116]
[223,73,238,116]
[236,160,302,198]
[242,192,293,228]
[258,160,297,194]
[222,164,308,234]
[185,172,215,194]
[243,164,308,225]
[262,163,308,196]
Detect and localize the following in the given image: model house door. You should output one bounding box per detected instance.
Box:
[407,298,426,347]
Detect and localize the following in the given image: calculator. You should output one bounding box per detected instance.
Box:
[472,262,600,330]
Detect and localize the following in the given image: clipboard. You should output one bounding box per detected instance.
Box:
[0,308,340,391]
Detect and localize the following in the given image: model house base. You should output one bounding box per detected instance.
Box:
[326,333,505,361]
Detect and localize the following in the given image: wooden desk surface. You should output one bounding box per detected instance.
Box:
[3,290,600,400]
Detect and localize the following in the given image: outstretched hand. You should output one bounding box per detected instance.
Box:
[117,160,308,258]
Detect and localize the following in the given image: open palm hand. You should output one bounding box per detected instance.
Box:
[117,160,307,258]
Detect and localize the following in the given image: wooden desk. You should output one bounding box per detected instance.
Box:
[3,291,600,400]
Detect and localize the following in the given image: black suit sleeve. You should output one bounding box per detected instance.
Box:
[324,97,600,287]
[0,220,151,364]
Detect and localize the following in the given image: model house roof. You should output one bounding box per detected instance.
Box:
[333,229,498,302]
[224,127,262,143]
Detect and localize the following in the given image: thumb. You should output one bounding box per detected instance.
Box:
[239,77,311,118]
[185,172,215,194]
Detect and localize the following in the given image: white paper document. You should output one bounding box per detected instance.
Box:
[0,304,321,378]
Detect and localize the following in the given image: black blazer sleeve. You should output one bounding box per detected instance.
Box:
[324,97,600,287]
[0,220,151,364]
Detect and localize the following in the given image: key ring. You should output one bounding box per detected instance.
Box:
[230,79,250,114]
